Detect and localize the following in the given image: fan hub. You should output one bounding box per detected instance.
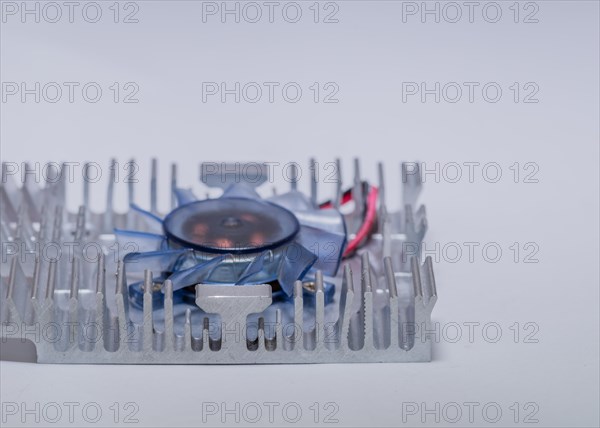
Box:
[163,197,300,254]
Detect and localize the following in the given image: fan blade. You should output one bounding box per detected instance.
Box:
[124,249,188,274]
[268,190,313,211]
[167,254,233,291]
[296,225,346,276]
[294,208,346,235]
[269,191,346,235]
[277,242,317,296]
[114,229,166,253]
[236,251,274,284]
[173,188,197,206]
[129,203,164,234]
[221,183,261,200]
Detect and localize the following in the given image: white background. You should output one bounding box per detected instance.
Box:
[1,1,599,427]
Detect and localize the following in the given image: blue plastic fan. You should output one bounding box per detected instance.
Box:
[116,183,346,303]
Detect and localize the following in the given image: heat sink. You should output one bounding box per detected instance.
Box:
[0,160,437,364]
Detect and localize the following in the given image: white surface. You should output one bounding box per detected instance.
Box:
[1,1,599,427]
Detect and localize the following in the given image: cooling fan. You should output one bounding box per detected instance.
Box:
[120,182,346,309]
[0,160,437,364]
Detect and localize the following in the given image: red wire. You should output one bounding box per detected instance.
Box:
[343,186,378,257]
[319,191,353,209]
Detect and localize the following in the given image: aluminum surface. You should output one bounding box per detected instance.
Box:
[1,160,437,364]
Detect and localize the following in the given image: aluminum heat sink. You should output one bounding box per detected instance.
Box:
[0,160,437,364]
